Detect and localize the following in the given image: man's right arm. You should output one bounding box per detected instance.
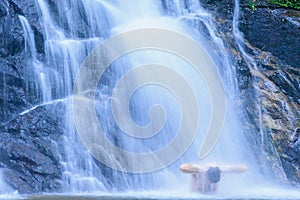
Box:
[220,165,248,173]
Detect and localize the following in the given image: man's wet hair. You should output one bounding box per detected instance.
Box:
[206,167,221,183]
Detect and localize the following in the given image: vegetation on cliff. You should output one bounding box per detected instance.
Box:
[269,0,300,10]
[245,0,300,10]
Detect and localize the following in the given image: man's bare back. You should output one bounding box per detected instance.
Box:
[180,163,247,194]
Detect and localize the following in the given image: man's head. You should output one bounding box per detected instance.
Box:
[205,166,221,183]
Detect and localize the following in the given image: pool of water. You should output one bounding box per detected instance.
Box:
[1,186,300,200]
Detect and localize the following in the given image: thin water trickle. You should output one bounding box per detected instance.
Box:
[233,0,266,147]
[18,15,52,102]
[18,15,37,59]
[232,0,291,183]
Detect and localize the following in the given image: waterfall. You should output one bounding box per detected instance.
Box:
[18,15,51,102]
[32,0,257,194]
[9,0,296,197]
[0,0,298,197]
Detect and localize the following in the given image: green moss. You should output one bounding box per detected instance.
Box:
[250,0,257,10]
[268,0,300,10]
[247,0,258,10]
[242,0,300,10]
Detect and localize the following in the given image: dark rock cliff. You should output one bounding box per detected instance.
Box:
[0,102,65,193]
[0,0,45,124]
[0,0,63,194]
[240,7,300,185]
[200,0,300,186]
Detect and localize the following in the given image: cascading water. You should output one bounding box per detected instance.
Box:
[232,0,289,182]
[0,170,17,198]
[18,15,51,102]
[32,0,259,194]
[2,0,297,198]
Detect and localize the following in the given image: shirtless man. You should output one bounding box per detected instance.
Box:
[180,163,247,194]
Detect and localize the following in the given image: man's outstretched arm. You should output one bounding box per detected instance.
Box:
[179,163,208,174]
[180,163,248,174]
[219,165,248,173]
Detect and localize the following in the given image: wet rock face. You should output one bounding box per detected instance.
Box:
[206,0,235,19]
[240,8,300,68]
[239,7,300,185]
[0,0,44,124]
[0,103,65,194]
[0,1,23,58]
[248,50,300,185]
[0,0,44,58]
[201,0,300,186]
[0,1,60,194]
